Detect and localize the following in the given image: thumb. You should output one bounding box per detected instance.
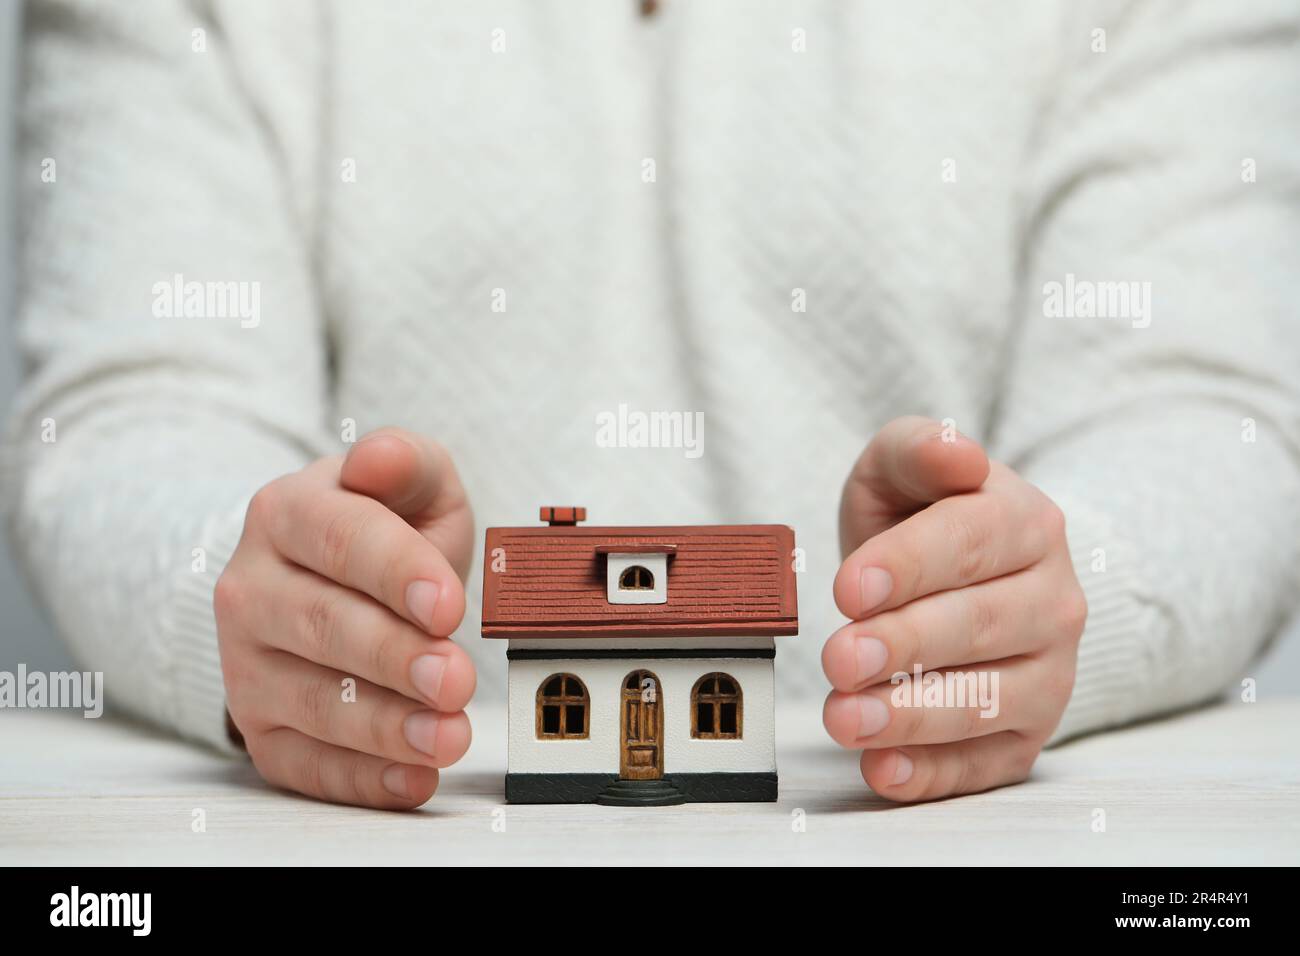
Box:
[340,428,475,579]
[839,416,989,553]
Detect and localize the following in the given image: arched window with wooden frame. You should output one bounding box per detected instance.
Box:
[691,673,742,739]
[536,673,589,739]
[618,565,654,590]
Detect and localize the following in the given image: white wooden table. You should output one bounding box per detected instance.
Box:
[2,699,1297,865]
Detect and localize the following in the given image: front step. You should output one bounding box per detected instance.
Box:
[594,778,687,807]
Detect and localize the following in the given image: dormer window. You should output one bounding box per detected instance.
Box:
[601,549,672,605]
[619,565,654,591]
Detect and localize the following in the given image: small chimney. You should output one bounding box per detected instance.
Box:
[541,506,586,526]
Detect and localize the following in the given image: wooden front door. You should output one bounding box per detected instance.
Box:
[619,669,664,779]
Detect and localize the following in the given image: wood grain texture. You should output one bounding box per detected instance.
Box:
[620,670,664,779]
[1,700,1297,865]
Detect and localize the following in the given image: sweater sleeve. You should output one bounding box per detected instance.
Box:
[3,0,332,751]
[990,1,1300,744]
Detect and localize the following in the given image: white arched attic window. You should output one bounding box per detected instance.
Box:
[604,552,669,604]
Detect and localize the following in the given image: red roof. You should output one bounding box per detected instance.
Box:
[481,524,798,639]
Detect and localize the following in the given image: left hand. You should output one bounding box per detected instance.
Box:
[822,416,1087,802]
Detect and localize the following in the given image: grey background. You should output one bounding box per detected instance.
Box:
[0,3,1295,692]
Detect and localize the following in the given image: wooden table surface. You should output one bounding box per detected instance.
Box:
[2,699,1297,865]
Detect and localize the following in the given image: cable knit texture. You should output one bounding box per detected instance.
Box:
[5,0,1299,753]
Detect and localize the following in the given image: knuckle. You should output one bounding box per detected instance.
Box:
[1058,584,1089,640]
[375,546,407,611]
[219,650,253,705]
[1045,661,1078,707]
[895,539,927,605]
[367,699,395,755]
[245,482,281,529]
[212,569,244,626]
[319,507,367,581]
[883,609,918,670]
[1039,498,1068,544]
[905,693,935,740]
[297,672,334,737]
[343,751,367,803]
[300,738,327,796]
[963,589,1000,661]
[953,747,986,795]
[300,588,343,662]
[369,627,401,687]
[946,510,991,582]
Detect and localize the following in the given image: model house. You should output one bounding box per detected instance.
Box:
[482,507,799,806]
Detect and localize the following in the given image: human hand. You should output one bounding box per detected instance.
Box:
[215,428,476,809]
[822,417,1086,801]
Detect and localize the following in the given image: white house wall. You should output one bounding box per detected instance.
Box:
[507,656,776,774]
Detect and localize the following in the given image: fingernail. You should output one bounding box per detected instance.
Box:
[405,580,441,631]
[410,654,447,705]
[855,636,888,683]
[403,711,441,757]
[858,567,893,615]
[858,695,890,738]
[381,764,411,799]
[891,751,914,786]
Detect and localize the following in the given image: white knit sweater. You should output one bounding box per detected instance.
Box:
[6,0,1299,755]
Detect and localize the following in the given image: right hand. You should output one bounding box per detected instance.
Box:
[214,427,477,809]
